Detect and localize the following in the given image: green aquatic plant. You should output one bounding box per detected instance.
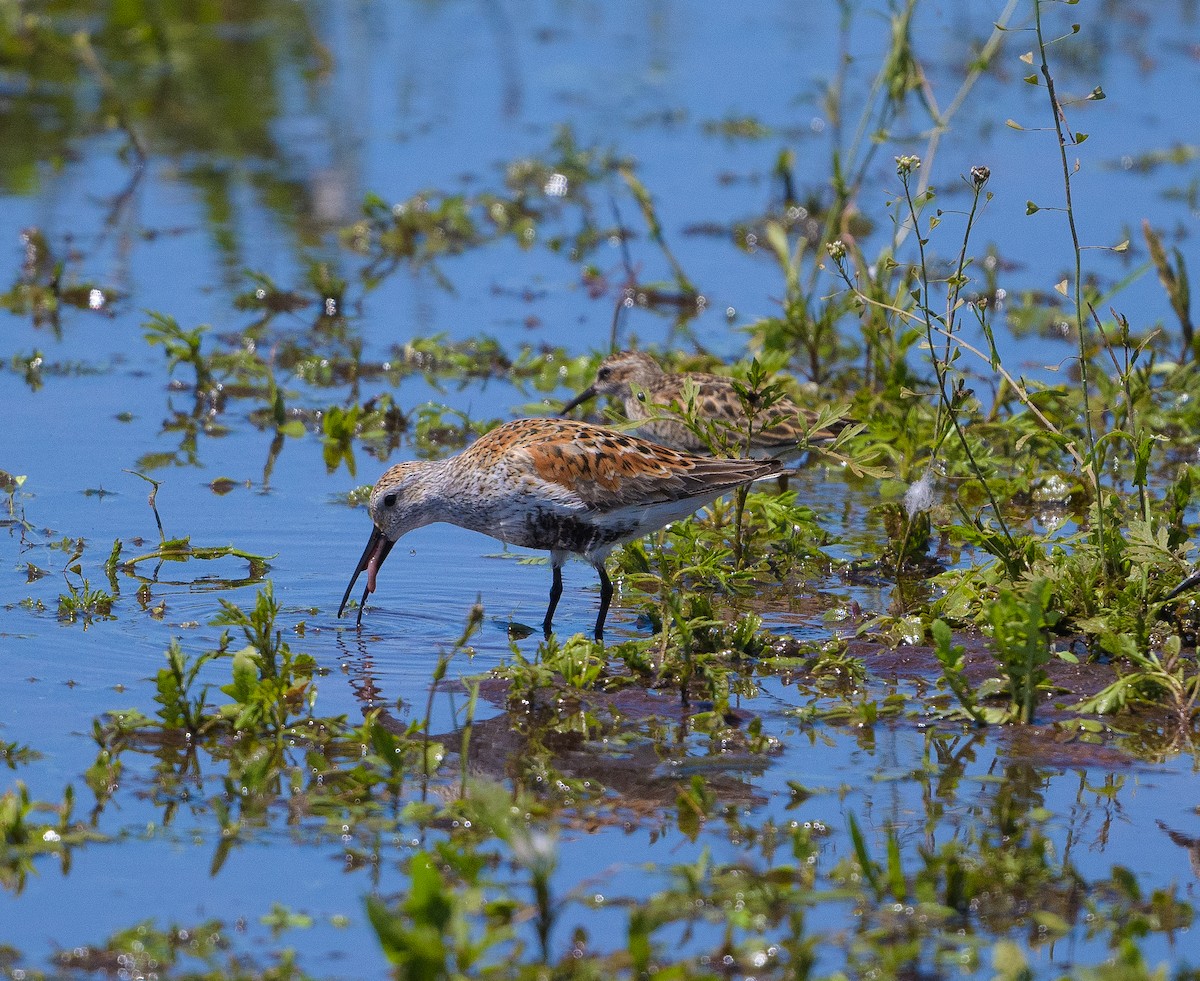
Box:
[618,165,697,301]
[144,309,274,392]
[234,268,313,319]
[987,577,1058,724]
[233,263,346,334]
[538,634,606,690]
[118,538,271,582]
[823,0,1200,709]
[91,587,452,855]
[212,586,317,729]
[319,394,410,475]
[418,602,483,799]
[367,783,569,972]
[57,537,115,626]
[411,404,501,458]
[751,219,863,386]
[254,364,310,488]
[742,0,1016,390]
[101,587,321,754]
[1076,632,1200,731]
[321,403,362,476]
[143,311,217,397]
[367,845,515,979]
[0,741,39,769]
[6,0,1200,976]
[0,782,102,894]
[842,152,1017,524]
[110,471,274,585]
[401,333,510,378]
[152,638,221,741]
[931,618,988,725]
[10,348,46,390]
[56,577,113,625]
[617,487,830,600]
[47,918,310,980]
[0,227,116,335]
[1144,219,1194,360]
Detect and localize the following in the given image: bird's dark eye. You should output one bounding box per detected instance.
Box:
[597,367,611,380]
[383,493,397,507]
[637,392,646,402]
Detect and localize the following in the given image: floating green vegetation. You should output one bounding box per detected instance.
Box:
[0,783,105,893]
[114,539,271,580]
[36,587,1188,978]
[6,0,1200,977]
[47,918,308,980]
[88,587,481,854]
[0,228,117,334]
[701,115,773,140]
[342,127,626,283]
[107,473,275,588]
[56,574,113,625]
[0,742,40,768]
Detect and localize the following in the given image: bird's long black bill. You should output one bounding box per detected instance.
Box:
[559,385,598,416]
[1165,569,1200,602]
[338,526,395,626]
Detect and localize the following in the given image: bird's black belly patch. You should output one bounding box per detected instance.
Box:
[522,511,635,554]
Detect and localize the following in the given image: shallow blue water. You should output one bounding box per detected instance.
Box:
[2,0,1199,975]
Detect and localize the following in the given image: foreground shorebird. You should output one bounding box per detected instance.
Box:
[339,417,783,640]
[561,350,841,455]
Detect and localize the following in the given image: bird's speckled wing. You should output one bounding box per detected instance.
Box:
[648,374,827,445]
[488,418,781,513]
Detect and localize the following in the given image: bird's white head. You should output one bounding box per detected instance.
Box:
[338,460,440,624]
[369,461,441,543]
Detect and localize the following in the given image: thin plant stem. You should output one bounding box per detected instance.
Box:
[900,168,1015,548]
[901,0,1021,231]
[1033,0,1106,549]
[812,0,1020,290]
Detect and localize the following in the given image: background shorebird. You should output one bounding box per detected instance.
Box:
[560,350,844,457]
[338,417,783,640]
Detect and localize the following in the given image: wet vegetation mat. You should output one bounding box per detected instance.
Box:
[3,0,1200,977]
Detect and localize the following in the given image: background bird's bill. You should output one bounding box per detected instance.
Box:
[559,384,597,415]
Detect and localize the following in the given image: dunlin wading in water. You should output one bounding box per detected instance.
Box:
[338,417,783,640]
[561,350,843,456]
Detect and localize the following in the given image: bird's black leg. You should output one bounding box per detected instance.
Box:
[593,562,613,642]
[543,564,564,638]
